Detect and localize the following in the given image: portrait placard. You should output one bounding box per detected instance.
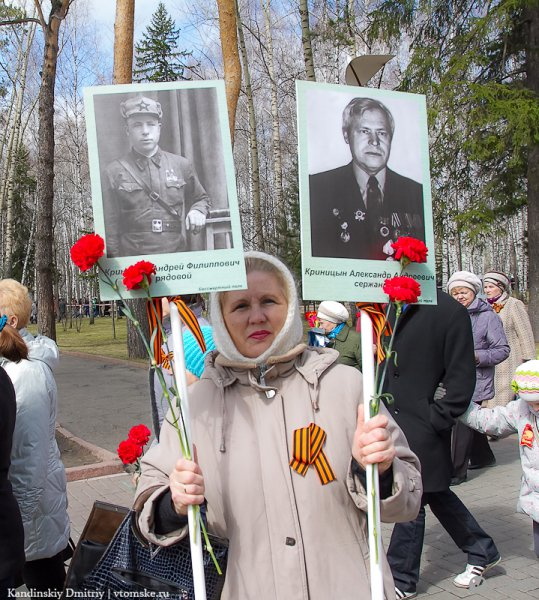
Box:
[84,80,246,299]
[297,80,437,304]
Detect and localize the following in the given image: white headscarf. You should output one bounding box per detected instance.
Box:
[209,251,304,364]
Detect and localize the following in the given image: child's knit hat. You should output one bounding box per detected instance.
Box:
[183,326,215,378]
[511,359,539,401]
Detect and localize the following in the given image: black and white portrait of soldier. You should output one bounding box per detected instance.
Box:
[90,86,233,260]
[309,97,425,260]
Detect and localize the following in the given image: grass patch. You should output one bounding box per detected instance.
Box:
[27,317,144,362]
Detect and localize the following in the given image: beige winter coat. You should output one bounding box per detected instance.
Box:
[136,345,422,600]
[488,296,536,408]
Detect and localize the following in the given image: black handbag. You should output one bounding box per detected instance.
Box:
[77,509,228,600]
[63,501,130,595]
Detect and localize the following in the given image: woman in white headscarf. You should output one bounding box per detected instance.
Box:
[483,271,535,408]
[136,251,421,600]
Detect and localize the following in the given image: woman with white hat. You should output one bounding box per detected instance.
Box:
[315,300,362,370]
[461,359,539,557]
[447,271,509,482]
[483,271,536,408]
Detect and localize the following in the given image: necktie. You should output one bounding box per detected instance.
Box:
[366,176,382,216]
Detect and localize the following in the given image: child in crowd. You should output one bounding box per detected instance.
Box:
[461,359,539,557]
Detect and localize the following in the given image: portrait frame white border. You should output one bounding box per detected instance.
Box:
[297,80,437,305]
[84,79,246,300]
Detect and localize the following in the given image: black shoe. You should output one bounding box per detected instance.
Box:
[450,475,467,486]
[469,460,496,470]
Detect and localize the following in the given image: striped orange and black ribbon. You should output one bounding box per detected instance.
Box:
[146,296,206,366]
[290,423,336,485]
[356,302,392,364]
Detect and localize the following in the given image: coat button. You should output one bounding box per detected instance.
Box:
[393,371,400,378]
[394,409,400,415]
[285,537,296,546]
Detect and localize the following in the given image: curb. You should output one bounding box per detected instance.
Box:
[56,424,125,482]
[59,349,148,369]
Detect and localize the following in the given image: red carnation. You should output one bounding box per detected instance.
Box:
[122,261,157,290]
[128,424,151,447]
[117,438,143,465]
[70,234,105,272]
[383,276,421,304]
[391,237,428,265]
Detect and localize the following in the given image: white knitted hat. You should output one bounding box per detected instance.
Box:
[483,271,511,293]
[317,301,349,324]
[512,360,539,402]
[447,271,481,295]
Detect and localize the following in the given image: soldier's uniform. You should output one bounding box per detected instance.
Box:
[102,96,211,258]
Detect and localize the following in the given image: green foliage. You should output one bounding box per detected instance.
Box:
[275,160,301,283]
[367,0,538,243]
[133,2,197,83]
[9,145,37,284]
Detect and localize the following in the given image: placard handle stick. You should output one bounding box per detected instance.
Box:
[170,302,207,600]
[360,309,384,600]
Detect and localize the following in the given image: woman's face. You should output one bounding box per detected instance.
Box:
[450,286,475,308]
[221,270,288,358]
[317,318,337,334]
[484,282,502,298]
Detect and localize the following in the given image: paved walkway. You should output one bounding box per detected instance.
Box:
[57,352,539,598]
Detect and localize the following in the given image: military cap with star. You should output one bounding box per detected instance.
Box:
[120,96,162,120]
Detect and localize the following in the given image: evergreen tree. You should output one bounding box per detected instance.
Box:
[133,2,197,82]
[10,145,36,285]
[367,1,539,331]
[275,160,301,284]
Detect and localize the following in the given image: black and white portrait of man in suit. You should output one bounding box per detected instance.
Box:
[309,97,425,260]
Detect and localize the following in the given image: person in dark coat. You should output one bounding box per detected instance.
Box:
[382,290,500,598]
[309,97,424,260]
[447,271,509,484]
[0,362,25,597]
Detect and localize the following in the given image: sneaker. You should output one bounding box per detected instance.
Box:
[453,556,501,588]
[395,588,418,599]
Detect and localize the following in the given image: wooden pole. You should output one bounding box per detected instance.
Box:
[360,310,384,600]
[170,303,207,600]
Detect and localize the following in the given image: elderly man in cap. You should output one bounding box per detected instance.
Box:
[102,95,211,258]
[315,300,361,369]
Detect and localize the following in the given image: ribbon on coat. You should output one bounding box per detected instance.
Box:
[290,423,336,485]
[146,296,206,366]
[355,302,392,364]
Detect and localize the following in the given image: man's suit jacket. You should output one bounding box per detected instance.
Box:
[309,162,425,260]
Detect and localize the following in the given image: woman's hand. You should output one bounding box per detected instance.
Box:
[352,405,396,474]
[169,456,205,516]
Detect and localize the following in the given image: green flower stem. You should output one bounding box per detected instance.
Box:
[374,304,402,404]
[97,264,221,572]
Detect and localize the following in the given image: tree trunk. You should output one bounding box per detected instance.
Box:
[113,0,148,359]
[34,0,72,340]
[113,0,135,83]
[235,0,264,250]
[299,0,316,80]
[216,0,241,143]
[525,3,539,337]
[262,0,284,252]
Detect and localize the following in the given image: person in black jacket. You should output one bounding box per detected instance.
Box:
[0,362,25,597]
[309,97,424,260]
[383,290,500,598]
